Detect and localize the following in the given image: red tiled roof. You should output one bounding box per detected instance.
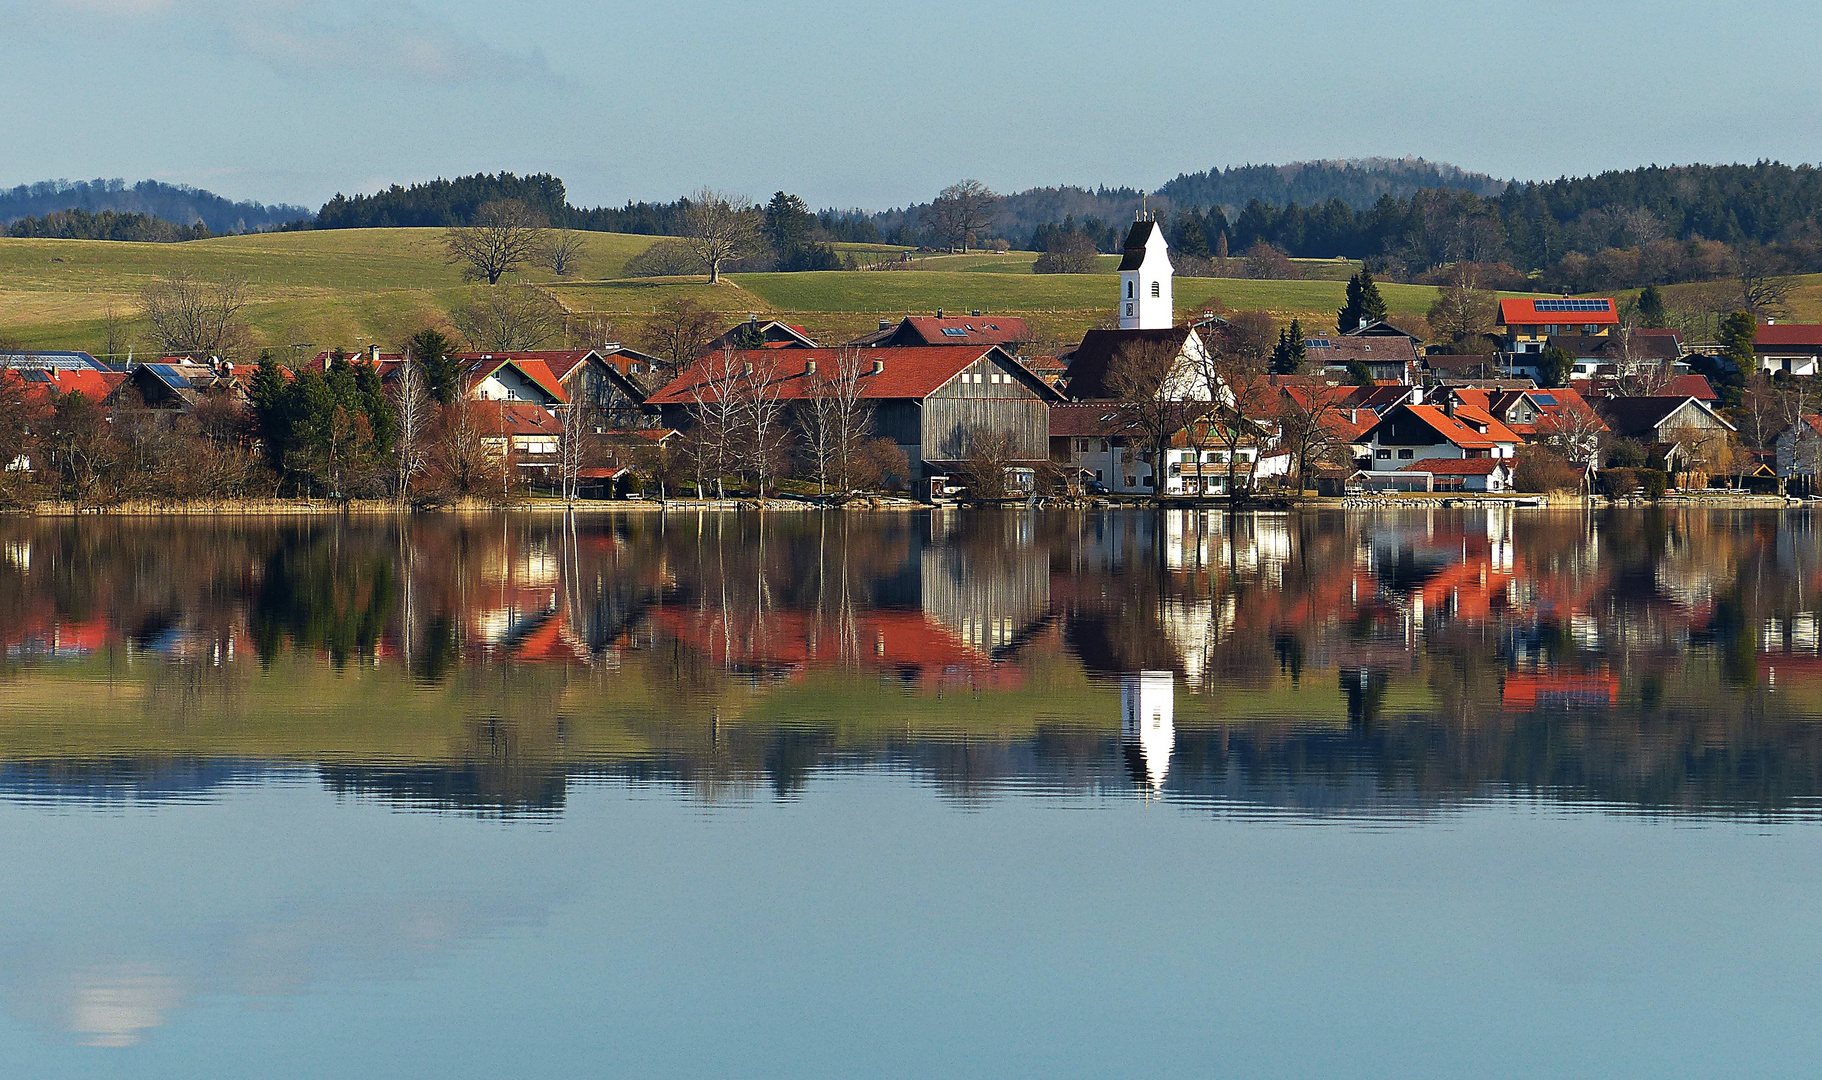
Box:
[471,401,561,438]
[1398,457,1508,475]
[1755,324,1822,348]
[1498,298,1620,326]
[18,369,129,404]
[898,316,1032,346]
[646,347,1062,405]
[1374,404,1521,449]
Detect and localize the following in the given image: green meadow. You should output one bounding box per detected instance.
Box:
[0,226,1561,356]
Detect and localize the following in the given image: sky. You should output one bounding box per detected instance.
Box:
[2,0,1820,214]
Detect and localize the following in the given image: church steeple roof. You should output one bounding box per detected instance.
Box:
[1117,220,1161,270]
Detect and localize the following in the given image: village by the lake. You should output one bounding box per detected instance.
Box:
[13,8,1822,1072]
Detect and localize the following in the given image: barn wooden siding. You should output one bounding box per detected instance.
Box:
[921,355,1050,461]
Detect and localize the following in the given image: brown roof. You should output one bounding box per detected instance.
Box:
[1048,403,1136,438]
[1117,220,1160,271]
[1061,327,1194,400]
[854,316,1033,348]
[1755,324,1822,348]
[1302,335,1420,364]
[1547,333,1680,363]
[646,347,1064,405]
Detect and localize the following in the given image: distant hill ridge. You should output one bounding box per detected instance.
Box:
[0,179,309,235]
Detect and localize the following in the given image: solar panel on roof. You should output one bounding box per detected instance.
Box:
[940,327,968,337]
[1304,339,1333,348]
[1532,393,1558,406]
[1532,299,1611,312]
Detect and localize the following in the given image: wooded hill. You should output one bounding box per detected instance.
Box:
[0,179,307,234]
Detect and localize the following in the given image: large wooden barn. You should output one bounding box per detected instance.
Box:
[645,346,1065,483]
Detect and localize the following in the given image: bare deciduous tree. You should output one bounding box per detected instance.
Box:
[390,351,434,501]
[1611,326,1680,396]
[688,348,748,498]
[140,270,249,357]
[1426,261,1498,352]
[637,294,723,374]
[540,229,588,277]
[1107,338,1196,501]
[1194,322,1276,498]
[735,353,789,496]
[443,199,548,285]
[451,284,565,351]
[557,397,590,501]
[796,348,876,494]
[681,188,761,284]
[1736,245,1795,319]
[924,180,999,253]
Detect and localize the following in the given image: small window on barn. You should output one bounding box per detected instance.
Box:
[1151,281,1160,298]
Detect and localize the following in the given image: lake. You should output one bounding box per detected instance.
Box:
[2,507,1821,1078]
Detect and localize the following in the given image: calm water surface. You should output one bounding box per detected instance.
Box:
[2,508,1821,1078]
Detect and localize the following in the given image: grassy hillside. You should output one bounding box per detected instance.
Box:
[0,227,1540,357]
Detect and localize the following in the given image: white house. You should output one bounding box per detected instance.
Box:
[1118,218,1172,330]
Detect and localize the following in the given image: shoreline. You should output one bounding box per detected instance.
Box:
[6,491,1809,516]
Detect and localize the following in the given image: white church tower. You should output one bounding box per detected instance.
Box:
[1121,671,1175,791]
[1117,212,1173,330]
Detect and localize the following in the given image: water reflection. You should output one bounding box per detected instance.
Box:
[3,509,1822,818]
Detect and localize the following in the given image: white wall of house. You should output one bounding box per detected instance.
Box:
[1760,353,1821,377]
[473,366,560,406]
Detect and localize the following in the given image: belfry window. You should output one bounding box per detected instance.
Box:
[1127,281,1133,298]
[1151,281,1160,298]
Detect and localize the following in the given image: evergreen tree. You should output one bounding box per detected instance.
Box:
[1537,345,1575,388]
[1338,271,1388,333]
[1174,211,1209,259]
[1636,284,1667,328]
[250,352,291,473]
[1271,319,1307,374]
[408,328,458,405]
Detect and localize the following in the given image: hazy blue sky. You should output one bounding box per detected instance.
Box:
[2,0,1819,212]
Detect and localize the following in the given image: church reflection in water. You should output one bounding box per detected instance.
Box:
[3,508,1822,819]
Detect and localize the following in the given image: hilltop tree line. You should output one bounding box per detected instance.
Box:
[0,178,307,233]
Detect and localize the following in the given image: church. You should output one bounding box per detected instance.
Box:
[1056,216,1209,401]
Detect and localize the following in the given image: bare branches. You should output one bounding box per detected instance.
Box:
[443,199,548,285]
[681,188,761,284]
[924,180,999,253]
[450,284,565,351]
[540,229,588,277]
[1736,245,1794,319]
[797,348,876,494]
[390,352,433,501]
[637,294,722,375]
[139,270,249,358]
[1107,339,1195,499]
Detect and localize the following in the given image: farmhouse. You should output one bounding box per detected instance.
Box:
[1594,394,1736,475]
[646,346,1065,483]
[1301,333,1420,383]
[1360,400,1521,469]
[1753,324,1822,376]
[1498,297,1619,353]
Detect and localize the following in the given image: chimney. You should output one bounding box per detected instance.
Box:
[1443,395,1457,418]
[748,313,759,324]
[370,344,381,363]
[879,318,891,330]
[936,309,944,319]
[871,360,885,375]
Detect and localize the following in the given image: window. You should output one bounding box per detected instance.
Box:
[1376,449,1391,460]
[1150,281,1160,298]
[1125,303,1134,317]
[1099,439,1109,452]
[1095,470,1103,482]
[1077,438,1090,452]
[1125,475,1137,487]
[1127,281,1134,298]
[1397,449,1414,459]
